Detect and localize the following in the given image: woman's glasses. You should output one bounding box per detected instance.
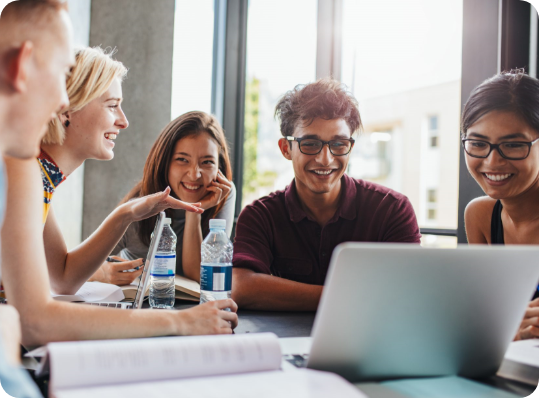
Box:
[462,138,539,160]
[286,136,355,156]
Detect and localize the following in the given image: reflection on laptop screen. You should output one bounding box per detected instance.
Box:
[133,212,166,309]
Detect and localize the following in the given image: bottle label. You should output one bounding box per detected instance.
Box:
[200,263,232,292]
[151,254,176,276]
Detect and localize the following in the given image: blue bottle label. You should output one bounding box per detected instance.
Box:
[200,263,232,291]
[151,254,176,276]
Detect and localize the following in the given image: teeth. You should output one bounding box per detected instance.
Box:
[182,183,201,190]
[485,173,512,181]
[313,170,332,175]
[104,133,118,140]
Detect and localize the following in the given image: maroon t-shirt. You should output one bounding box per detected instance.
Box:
[233,174,421,285]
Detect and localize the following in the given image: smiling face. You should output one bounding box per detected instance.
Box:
[465,110,539,200]
[63,78,128,161]
[280,117,352,198]
[168,132,220,203]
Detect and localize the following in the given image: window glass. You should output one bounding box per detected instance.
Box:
[341,0,463,235]
[421,235,458,248]
[242,0,318,208]
[171,0,214,119]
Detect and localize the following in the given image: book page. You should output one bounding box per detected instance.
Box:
[175,275,200,298]
[49,332,281,390]
[53,369,366,398]
[52,282,124,303]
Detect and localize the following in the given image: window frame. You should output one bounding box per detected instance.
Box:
[213,0,537,241]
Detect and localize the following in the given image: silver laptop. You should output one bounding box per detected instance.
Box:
[83,212,166,310]
[301,243,539,381]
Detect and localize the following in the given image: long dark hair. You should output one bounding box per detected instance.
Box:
[461,70,539,138]
[123,111,232,245]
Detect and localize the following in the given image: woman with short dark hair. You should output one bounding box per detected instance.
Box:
[462,70,539,340]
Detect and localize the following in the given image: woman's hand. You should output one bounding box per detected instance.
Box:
[514,298,539,340]
[174,299,238,335]
[89,256,143,286]
[127,186,203,222]
[199,170,232,210]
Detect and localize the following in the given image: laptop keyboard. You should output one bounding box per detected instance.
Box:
[84,302,125,308]
[283,354,308,368]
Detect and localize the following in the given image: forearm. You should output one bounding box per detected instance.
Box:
[182,212,203,281]
[232,269,322,311]
[15,298,177,347]
[0,305,22,365]
[56,205,133,293]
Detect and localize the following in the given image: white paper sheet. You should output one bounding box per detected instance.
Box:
[53,369,366,398]
[49,333,282,390]
[51,282,124,303]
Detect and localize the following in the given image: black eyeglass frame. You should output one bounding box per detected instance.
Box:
[461,138,539,160]
[286,136,355,156]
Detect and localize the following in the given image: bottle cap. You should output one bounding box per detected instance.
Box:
[209,219,226,230]
[164,217,172,225]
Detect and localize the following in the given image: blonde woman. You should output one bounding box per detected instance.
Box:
[39,47,196,293]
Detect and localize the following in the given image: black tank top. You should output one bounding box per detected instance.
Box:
[491,200,539,299]
[490,200,504,244]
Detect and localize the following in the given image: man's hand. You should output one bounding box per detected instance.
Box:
[0,305,22,365]
[89,256,143,286]
[175,299,238,335]
[127,187,203,222]
[514,298,539,340]
[199,170,232,210]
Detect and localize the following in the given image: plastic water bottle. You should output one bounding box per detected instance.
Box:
[200,219,233,306]
[149,218,177,309]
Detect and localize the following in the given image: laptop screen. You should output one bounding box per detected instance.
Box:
[133,211,166,309]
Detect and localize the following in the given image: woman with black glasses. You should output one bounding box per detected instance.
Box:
[462,70,539,340]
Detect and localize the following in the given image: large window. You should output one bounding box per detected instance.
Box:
[340,0,463,247]
[241,0,318,208]
[171,0,215,119]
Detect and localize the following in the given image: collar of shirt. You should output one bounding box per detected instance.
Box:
[284,174,357,224]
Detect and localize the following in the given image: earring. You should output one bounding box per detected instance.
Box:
[64,120,70,128]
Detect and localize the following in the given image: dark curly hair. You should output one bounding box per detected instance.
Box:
[461,69,539,138]
[274,78,362,137]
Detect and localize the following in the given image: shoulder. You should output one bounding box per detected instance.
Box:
[238,188,286,221]
[350,176,411,206]
[464,196,495,243]
[465,196,497,220]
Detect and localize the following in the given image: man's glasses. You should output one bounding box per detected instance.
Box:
[462,138,539,160]
[286,136,355,156]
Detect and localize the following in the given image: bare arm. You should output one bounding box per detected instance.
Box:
[0,305,22,365]
[44,185,203,295]
[464,196,494,244]
[182,212,203,282]
[232,268,322,311]
[1,157,237,347]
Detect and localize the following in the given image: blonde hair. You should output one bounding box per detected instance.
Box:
[44,46,128,145]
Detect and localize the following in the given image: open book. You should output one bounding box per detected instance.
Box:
[121,275,200,302]
[497,339,539,386]
[40,333,364,398]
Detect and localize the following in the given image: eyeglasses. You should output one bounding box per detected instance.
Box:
[462,138,539,160]
[286,136,355,156]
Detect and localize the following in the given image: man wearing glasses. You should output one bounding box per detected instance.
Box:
[232,79,421,311]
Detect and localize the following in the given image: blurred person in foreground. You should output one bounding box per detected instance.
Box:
[0,1,73,396]
[232,79,421,311]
